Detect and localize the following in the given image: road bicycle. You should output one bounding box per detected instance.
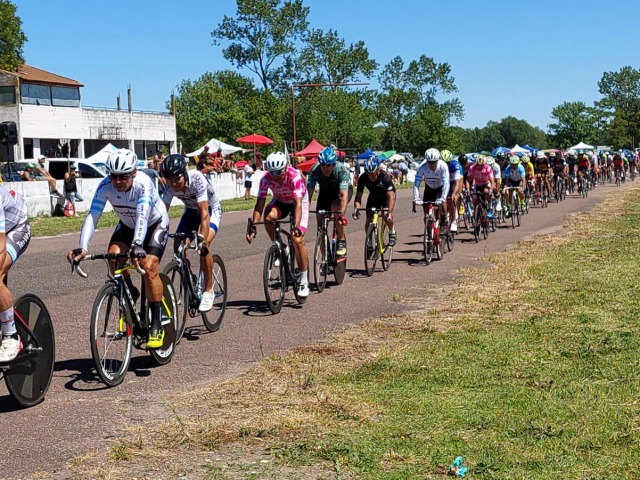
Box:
[355,207,393,276]
[310,210,347,293]
[577,170,590,198]
[472,192,491,242]
[535,175,549,208]
[0,294,55,407]
[614,167,624,187]
[163,231,227,340]
[249,216,307,314]
[552,173,566,203]
[414,200,445,265]
[458,190,474,231]
[506,186,522,228]
[73,253,177,387]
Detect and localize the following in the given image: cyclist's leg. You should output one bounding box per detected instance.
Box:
[200,204,221,295]
[140,220,169,347]
[263,200,285,241]
[290,195,310,296]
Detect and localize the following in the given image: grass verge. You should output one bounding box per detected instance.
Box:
[53,185,640,480]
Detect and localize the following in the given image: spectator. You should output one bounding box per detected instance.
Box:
[21,163,37,181]
[143,160,164,192]
[63,165,84,212]
[398,159,409,184]
[254,151,263,170]
[35,155,63,198]
[243,161,255,200]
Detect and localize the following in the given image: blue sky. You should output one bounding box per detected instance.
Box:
[14,0,640,131]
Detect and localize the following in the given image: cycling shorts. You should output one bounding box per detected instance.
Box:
[6,221,31,264]
[316,189,341,212]
[265,197,309,233]
[176,203,222,235]
[365,191,395,211]
[110,220,169,259]
[506,179,522,188]
[577,165,589,173]
[422,186,443,203]
[536,169,550,178]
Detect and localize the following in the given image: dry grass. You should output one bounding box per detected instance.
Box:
[46,183,640,479]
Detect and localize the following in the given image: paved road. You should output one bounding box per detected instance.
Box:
[0,181,628,478]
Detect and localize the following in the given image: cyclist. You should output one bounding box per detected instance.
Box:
[612,151,625,181]
[485,156,501,218]
[551,151,569,194]
[246,152,310,298]
[534,151,551,199]
[577,150,591,190]
[566,150,578,186]
[0,187,31,362]
[160,154,221,312]
[413,148,449,227]
[67,149,169,349]
[467,154,495,205]
[440,149,462,232]
[503,155,526,216]
[352,155,397,247]
[306,146,349,256]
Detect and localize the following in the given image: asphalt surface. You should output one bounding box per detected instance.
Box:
[0,180,628,478]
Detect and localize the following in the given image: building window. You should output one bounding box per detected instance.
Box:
[51,86,80,107]
[21,83,51,105]
[0,86,16,105]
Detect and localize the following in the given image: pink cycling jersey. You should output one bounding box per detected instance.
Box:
[258,166,307,203]
[468,163,494,185]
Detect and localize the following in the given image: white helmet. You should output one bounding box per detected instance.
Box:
[425,148,441,162]
[106,148,137,174]
[264,151,288,173]
[485,156,495,166]
[536,151,545,158]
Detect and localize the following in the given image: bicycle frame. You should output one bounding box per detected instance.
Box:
[169,232,202,309]
[253,216,299,286]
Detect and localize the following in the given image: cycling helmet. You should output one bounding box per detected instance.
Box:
[264,151,288,173]
[318,146,338,165]
[496,152,507,161]
[106,148,137,174]
[458,154,468,165]
[536,151,545,159]
[510,155,520,165]
[160,154,187,178]
[486,156,495,166]
[567,150,577,156]
[521,155,530,163]
[363,155,380,173]
[476,155,486,165]
[425,148,441,162]
[577,149,583,155]
[440,149,453,162]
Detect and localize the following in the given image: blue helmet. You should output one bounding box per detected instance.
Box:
[318,146,337,165]
[363,155,380,173]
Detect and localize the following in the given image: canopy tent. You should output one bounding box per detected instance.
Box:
[510,144,530,155]
[388,153,406,162]
[567,141,594,151]
[296,139,325,157]
[357,148,375,159]
[186,138,244,158]
[521,144,537,153]
[88,143,117,163]
[378,150,396,160]
[492,146,510,156]
[296,157,318,173]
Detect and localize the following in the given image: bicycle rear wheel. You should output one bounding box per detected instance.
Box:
[423,221,432,265]
[200,255,228,332]
[364,223,377,276]
[380,221,393,271]
[473,205,481,243]
[4,294,55,407]
[313,231,328,293]
[149,273,178,365]
[162,261,187,342]
[263,244,285,313]
[90,283,132,387]
[333,237,347,285]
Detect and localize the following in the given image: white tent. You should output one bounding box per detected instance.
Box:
[568,141,594,150]
[88,143,117,163]
[186,138,244,157]
[510,144,529,154]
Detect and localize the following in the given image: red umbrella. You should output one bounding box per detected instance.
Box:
[236,134,273,145]
[235,160,248,168]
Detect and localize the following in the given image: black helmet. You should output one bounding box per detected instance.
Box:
[160,154,187,178]
[458,153,468,165]
[496,152,506,161]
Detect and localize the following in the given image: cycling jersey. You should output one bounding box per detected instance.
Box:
[357,170,396,209]
[552,158,566,172]
[522,162,535,178]
[578,155,590,168]
[467,163,494,185]
[491,162,501,180]
[162,169,220,210]
[0,186,27,234]
[504,164,526,183]
[535,158,550,172]
[80,171,168,251]
[258,165,307,203]
[413,160,450,203]
[306,161,350,193]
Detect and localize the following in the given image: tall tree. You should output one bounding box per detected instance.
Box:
[211,0,309,91]
[598,66,640,146]
[548,101,603,148]
[0,0,27,71]
[296,28,378,84]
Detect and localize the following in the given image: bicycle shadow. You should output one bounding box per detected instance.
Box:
[223,299,303,317]
[0,393,28,412]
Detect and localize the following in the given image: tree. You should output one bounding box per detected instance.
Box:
[296,28,378,84]
[548,101,603,148]
[0,1,27,71]
[598,66,640,146]
[211,0,309,91]
[170,70,286,151]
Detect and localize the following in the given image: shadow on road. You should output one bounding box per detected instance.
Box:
[224,299,303,317]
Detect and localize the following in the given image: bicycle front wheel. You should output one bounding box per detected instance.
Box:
[364,223,377,276]
[423,221,432,266]
[313,231,328,293]
[5,294,55,407]
[162,261,187,342]
[263,244,286,314]
[150,273,178,366]
[90,283,132,387]
[380,221,393,271]
[200,255,228,332]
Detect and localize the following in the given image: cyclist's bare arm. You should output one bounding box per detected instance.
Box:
[338,189,348,215]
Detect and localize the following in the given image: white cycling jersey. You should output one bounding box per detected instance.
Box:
[491,162,501,180]
[413,160,450,202]
[0,185,27,233]
[80,171,168,251]
[162,169,220,210]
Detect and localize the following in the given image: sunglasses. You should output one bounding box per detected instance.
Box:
[110,173,132,181]
[270,169,285,176]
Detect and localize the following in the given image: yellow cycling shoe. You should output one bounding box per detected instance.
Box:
[147,326,165,349]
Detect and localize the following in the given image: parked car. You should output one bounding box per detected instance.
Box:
[1,158,107,182]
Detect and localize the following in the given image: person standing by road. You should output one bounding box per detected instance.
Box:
[63,164,84,211]
[243,161,255,200]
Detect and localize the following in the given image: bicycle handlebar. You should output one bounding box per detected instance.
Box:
[355,207,389,212]
[71,253,146,279]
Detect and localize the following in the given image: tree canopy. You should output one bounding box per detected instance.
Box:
[0,0,27,71]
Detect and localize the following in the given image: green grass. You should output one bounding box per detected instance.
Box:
[274,188,640,478]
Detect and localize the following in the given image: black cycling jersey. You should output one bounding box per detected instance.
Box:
[356,170,396,208]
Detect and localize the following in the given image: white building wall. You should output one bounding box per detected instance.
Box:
[19,104,84,139]
[82,109,175,142]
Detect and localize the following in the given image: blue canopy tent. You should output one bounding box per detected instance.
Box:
[492,146,510,156]
[522,144,537,154]
[357,148,375,159]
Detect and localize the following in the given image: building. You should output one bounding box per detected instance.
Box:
[0,65,176,162]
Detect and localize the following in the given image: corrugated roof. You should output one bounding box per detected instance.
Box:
[0,64,83,87]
